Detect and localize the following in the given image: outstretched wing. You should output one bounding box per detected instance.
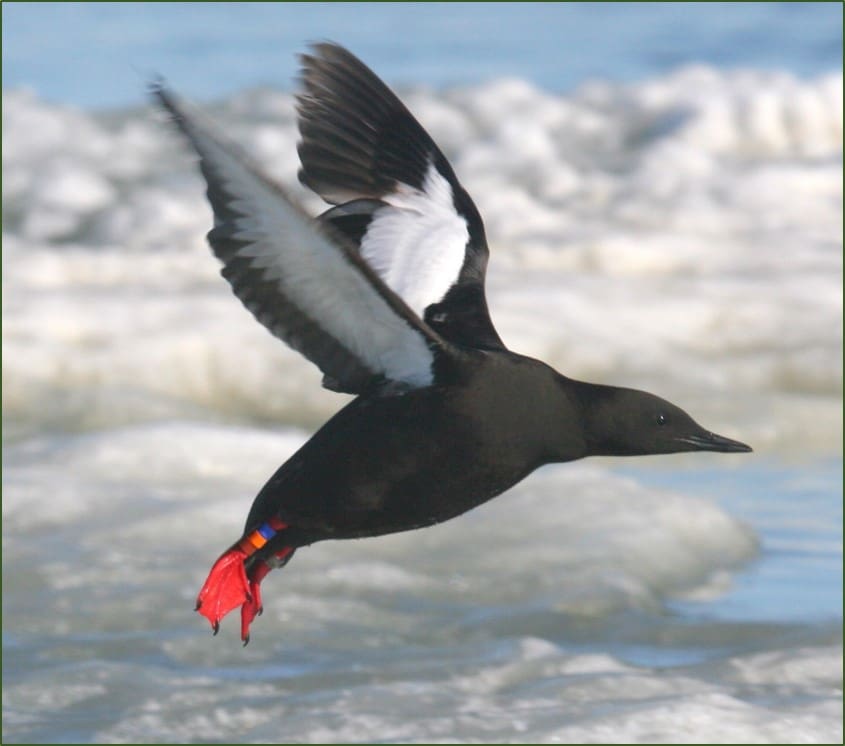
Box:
[297,43,504,351]
[154,84,453,395]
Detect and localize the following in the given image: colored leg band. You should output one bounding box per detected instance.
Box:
[236,517,288,557]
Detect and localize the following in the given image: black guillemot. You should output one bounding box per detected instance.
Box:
[154,43,751,644]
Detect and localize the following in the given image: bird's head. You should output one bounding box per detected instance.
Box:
[580,385,752,457]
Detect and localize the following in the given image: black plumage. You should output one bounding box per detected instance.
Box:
[154,43,751,644]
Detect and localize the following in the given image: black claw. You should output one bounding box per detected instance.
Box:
[212,621,220,636]
[194,600,202,611]
[257,606,263,617]
[242,634,250,647]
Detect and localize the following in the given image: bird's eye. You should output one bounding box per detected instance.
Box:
[656,413,668,426]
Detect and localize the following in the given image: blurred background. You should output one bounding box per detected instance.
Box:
[3,3,842,744]
[2,2,842,106]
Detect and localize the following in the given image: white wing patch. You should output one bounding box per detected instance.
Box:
[172,99,436,389]
[360,162,469,317]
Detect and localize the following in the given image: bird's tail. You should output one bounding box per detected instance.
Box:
[195,516,295,645]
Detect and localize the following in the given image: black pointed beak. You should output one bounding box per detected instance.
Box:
[677,431,753,453]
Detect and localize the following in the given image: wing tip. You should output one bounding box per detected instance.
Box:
[148,74,173,110]
[148,76,193,136]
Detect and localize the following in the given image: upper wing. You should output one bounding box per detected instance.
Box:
[153,84,451,395]
[297,43,505,351]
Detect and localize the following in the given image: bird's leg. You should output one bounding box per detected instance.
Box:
[194,516,290,641]
[240,542,295,645]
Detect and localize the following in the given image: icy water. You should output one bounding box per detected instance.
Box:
[2,3,843,743]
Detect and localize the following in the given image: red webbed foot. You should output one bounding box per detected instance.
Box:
[195,547,251,634]
[195,516,290,641]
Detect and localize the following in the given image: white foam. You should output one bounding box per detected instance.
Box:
[75,637,841,744]
[3,65,841,746]
[3,67,841,453]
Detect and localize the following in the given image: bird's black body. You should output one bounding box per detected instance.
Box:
[247,352,576,549]
[154,43,751,643]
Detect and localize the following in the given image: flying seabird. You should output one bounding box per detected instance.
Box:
[153,43,751,644]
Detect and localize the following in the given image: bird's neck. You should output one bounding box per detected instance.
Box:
[561,378,634,459]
